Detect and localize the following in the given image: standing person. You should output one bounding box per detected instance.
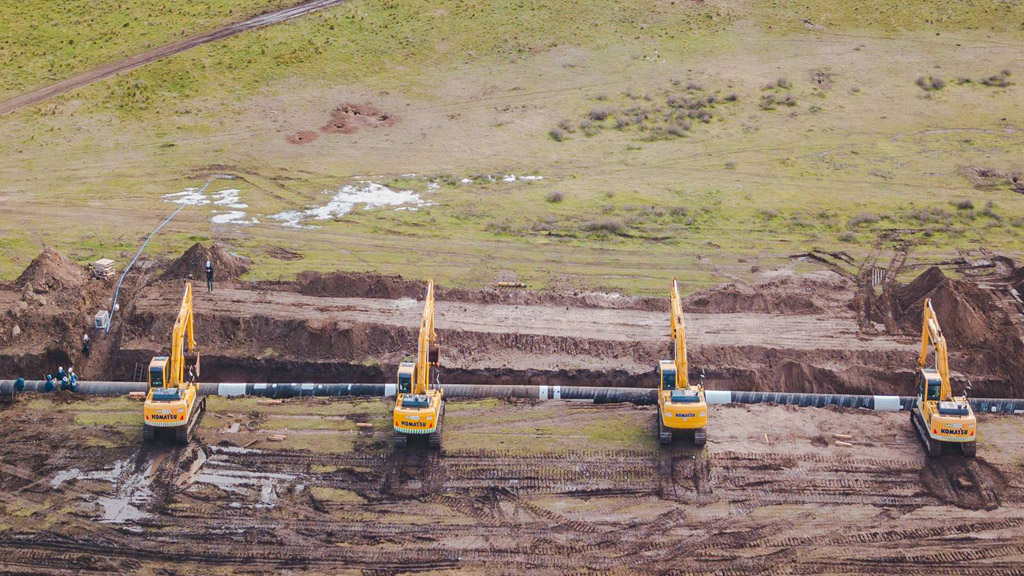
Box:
[205,260,214,293]
[82,333,92,358]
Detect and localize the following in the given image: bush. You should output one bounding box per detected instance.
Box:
[848,211,880,227]
[724,93,738,102]
[557,119,576,133]
[589,108,609,121]
[776,77,792,89]
[838,231,856,242]
[549,128,566,142]
[545,191,565,203]
[956,199,974,210]
[916,76,946,91]
[981,200,1002,221]
[981,73,1012,87]
[582,218,624,234]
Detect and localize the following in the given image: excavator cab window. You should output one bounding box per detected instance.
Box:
[149,366,164,389]
[398,371,412,394]
[927,381,941,402]
[661,367,675,391]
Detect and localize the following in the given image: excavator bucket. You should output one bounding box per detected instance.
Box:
[428,343,440,365]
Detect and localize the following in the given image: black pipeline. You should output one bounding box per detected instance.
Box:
[2,380,1023,414]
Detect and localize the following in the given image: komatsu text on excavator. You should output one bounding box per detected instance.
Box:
[392,280,445,450]
[911,298,977,457]
[657,279,707,446]
[143,282,205,444]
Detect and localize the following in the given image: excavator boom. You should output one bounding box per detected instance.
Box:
[670,279,689,390]
[918,299,951,401]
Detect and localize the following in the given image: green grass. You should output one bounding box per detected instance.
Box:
[0,0,298,100]
[1,0,1023,293]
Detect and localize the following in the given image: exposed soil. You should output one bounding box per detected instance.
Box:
[319,102,396,134]
[3,246,1024,399]
[162,242,249,282]
[1,396,1023,574]
[285,130,319,145]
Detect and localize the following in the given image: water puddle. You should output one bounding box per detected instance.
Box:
[50,452,156,524]
[269,181,433,228]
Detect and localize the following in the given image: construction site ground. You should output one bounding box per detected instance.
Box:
[1,394,1024,575]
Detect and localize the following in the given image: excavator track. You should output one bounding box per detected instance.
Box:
[657,408,672,446]
[694,427,707,447]
[175,396,206,445]
[393,432,408,449]
[143,424,155,442]
[428,402,445,451]
[911,407,941,458]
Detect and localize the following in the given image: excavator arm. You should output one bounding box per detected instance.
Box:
[414,280,437,395]
[918,298,951,401]
[168,282,198,388]
[670,279,690,390]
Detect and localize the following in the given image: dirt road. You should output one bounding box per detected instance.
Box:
[1,395,1022,574]
[0,0,347,116]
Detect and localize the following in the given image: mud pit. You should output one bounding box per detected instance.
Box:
[2,395,1024,574]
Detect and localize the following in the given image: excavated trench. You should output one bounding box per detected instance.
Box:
[2,244,1023,398]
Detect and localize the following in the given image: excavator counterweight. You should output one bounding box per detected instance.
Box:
[910,298,977,457]
[656,279,708,446]
[392,280,445,450]
[142,282,205,444]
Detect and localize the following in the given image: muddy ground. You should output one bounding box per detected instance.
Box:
[1,244,1024,397]
[1,394,1023,575]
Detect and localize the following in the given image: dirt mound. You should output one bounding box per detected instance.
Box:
[293,271,425,300]
[885,266,1024,397]
[893,267,992,345]
[15,248,88,293]
[285,130,319,145]
[163,243,249,281]
[320,103,395,134]
[684,272,849,315]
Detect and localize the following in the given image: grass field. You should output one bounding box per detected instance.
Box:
[1,0,1023,293]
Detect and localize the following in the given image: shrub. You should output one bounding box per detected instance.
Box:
[776,77,792,89]
[981,73,1012,87]
[724,93,738,102]
[545,191,565,203]
[582,218,624,234]
[956,199,974,210]
[759,94,777,110]
[981,200,1002,221]
[848,211,880,227]
[557,119,576,133]
[549,128,566,142]
[838,231,856,242]
[589,108,609,121]
[916,76,946,91]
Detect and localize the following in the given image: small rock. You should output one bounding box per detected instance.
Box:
[21,282,33,298]
[13,300,28,316]
[11,325,21,338]
[955,476,974,490]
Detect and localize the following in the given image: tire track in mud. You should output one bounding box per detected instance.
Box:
[8,435,1024,574]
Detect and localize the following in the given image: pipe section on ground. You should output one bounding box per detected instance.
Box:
[2,380,1023,414]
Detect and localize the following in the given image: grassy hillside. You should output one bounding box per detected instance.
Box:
[1,0,1022,293]
[0,0,298,100]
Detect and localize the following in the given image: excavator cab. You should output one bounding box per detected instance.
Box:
[148,357,168,388]
[397,362,414,394]
[918,369,942,402]
[659,361,675,390]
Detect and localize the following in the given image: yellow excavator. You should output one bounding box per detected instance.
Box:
[143,282,205,444]
[911,298,977,457]
[392,280,444,450]
[657,278,707,446]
